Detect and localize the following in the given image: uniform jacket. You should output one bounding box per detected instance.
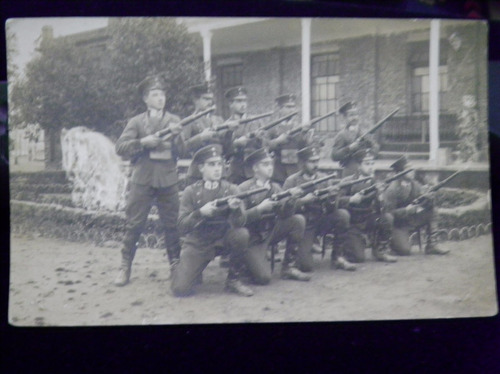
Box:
[238,178,296,238]
[331,127,379,174]
[338,172,381,224]
[178,180,246,245]
[384,178,424,222]
[182,112,226,155]
[115,110,185,188]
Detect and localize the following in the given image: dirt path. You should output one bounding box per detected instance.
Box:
[9,234,498,326]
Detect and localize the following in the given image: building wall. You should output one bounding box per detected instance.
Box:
[211,22,486,144]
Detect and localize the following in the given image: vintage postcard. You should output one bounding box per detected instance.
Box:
[7,17,496,326]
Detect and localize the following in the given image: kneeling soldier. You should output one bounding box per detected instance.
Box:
[283,146,355,272]
[238,148,310,282]
[384,156,449,256]
[171,144,254,297]
[338,152,397,263]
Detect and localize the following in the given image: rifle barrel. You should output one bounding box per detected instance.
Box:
[359,107,399,139]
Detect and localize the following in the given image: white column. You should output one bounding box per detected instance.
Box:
[200,29,212,82]
[301,18,312,123]
[429,19,440,163]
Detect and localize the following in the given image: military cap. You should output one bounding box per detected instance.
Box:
[338,101,356,116]
[137,75,166,97]
[297,146,320,162]
[390,155,408,172]
[275,94,296,107]
[187,144,223,180]
[244,148,272,167]
[189,83,212,98]
[224,86,248,101]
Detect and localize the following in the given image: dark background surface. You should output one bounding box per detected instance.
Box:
[1,1,499,373]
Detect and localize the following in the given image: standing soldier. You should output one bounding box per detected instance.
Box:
[171,144,253,297]
[114,75,184,286]
[338,152,397,263]
[268,94,312,184]
[238,148,310,282]
[182,83,226,156]
[331,101,380,177]
[383,156,450,256]
[283,146,355,272]
[225,86,267,185]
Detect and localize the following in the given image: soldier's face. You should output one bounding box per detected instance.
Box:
[144,89,166,111]
[345,108,360,131]
[303,159,319,175]
[199,156,223,181]
[230,96,248,115]
[279,103,297,117]
[360,158,375,176]
[253,158,274,180]
[195,93,214,111]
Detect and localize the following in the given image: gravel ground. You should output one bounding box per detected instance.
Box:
[8,234,498,326]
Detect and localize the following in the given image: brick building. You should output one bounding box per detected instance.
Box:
[184,18,488,162]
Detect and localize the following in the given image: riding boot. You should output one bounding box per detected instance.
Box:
[373,239,397,263]
[114,246,136,286]
[425,223,449,255]
[281,241,311,281]
[330,234,356,271]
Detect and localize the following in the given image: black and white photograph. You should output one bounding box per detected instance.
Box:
[7,16,496,326]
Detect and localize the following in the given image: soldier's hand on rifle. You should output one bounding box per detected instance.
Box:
[200,128,216,141]
[348,140,361,151]
[275,133,289,145]
[140,134,162,149]
[257,198,277,213]
[227,197,242,210]
[301,192,317,204]
[200,201,218,217]
[234,135,249,147]
[288,187,303,198]
[349,192,363,205]
[169,121,183,135]
[225,119,240,131]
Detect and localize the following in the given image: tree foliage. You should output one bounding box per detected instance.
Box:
[11,18,202,140]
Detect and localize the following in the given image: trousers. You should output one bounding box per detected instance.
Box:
[390,208,434,255]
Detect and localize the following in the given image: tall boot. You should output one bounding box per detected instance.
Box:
[373,239,397,263]
[281,242,311,281]
[224,260,253,297]
[114,246,136,286]
[425,223,449,255]
[330,235,356,271]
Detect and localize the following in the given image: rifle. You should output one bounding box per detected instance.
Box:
[213,111,274,132]
[155,106,216,140]
[314,176,372,200]
[358,168,414,196]
[247,111,298,137]
[356,108,399,143]
[214,186,268,208]
[271,172,339,201]
[287,107,344,137]
[411,170,461,205]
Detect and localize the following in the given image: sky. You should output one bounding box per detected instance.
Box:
[7,18,109,78]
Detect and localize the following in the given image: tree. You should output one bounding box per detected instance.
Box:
[11,18,202,169]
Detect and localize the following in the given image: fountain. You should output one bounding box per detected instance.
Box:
[61,126,129,212]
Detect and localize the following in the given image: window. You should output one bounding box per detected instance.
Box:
[411,65,448,113]
[311,53,340,132]
[217,63,243,118]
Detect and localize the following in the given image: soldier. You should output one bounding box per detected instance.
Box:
[225,86,267,185]
[283,146,355,272]
[383,156,450,256]
[338,151,397,263]
[331,101,380,177]
[268,94,312,184]
[171,144,254,297]
[182,83,227,156]
[238,148,310,282]
[114,75,184,286]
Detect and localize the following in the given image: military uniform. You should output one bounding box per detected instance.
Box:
[238,148,310,282]
[114,76,184,286]
[171,145,252,296]
[337,170,395,263]
[330,102,379,177]
[283,156,352,272]
[383,156,449,256]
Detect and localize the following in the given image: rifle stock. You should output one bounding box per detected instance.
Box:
[156,106,216,139]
